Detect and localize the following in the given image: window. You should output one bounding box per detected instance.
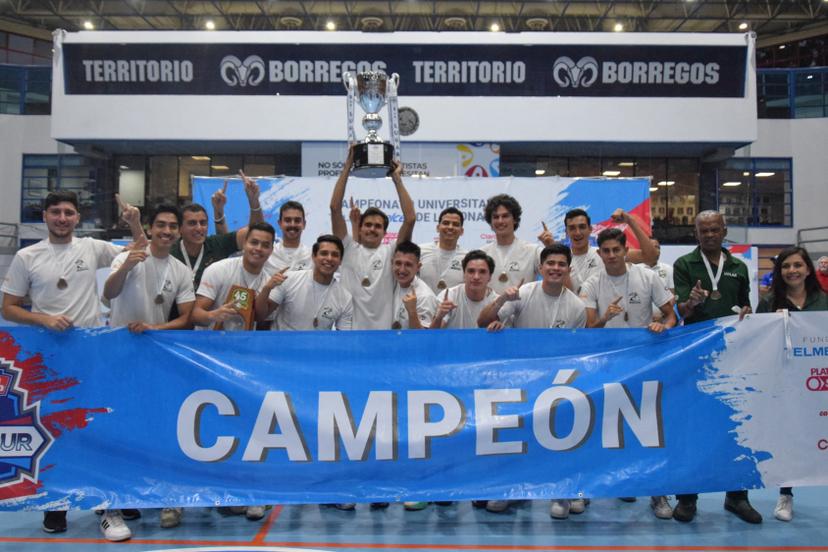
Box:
[715,158,792,227]
[21,155,105,226]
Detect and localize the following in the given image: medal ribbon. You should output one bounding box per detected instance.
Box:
[344,72,357,146]
[387,73,401,162]
[182,244,205,281]
[700,251,725,294]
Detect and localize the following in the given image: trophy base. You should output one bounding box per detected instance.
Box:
[352,142,395,178]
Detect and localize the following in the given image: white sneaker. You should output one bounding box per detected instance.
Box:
[549,499,570,519]
[100,510,132,542]
[774,495,793,522]
[569,498,586,514]
[650,496,673,519]
[160,507,182,528]
[246,506,266,520]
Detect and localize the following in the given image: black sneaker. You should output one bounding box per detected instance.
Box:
[370,502,390,509]
[43,511,67,533]
[724,496,762,524]
[471,500,487,508]
[435,501,454,506]
[619,497,637,502]
[672,498,697,522]
[120,509,142,521]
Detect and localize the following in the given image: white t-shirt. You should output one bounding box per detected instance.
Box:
[570,248,605,294]
[418,242,467,294]
[196,257,272,330]
[268,269,353,331]
[108,250,195,327]
[640,261,676,317]
[497,281,587,329]
[2,237,121,328]
[438,284,500,329]
[266,242,312,274]
[481,239,542,294]
[391,277,439,329]
[580,263,673,329]
[339,235,395,330]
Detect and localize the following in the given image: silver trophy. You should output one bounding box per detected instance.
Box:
[344,70,400,177]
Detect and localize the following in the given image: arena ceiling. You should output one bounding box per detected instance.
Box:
[1,1,827,47]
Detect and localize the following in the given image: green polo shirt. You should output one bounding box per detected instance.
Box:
[674,247,750,324]
[757,290,828,313]
[171,231,239,290]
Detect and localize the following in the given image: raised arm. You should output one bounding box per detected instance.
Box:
[330,147,355,239]
[391,160,416,244]
[116,194,146,244]
[212,180,229,235]
[612,208,657,265]
[235,171,264,249]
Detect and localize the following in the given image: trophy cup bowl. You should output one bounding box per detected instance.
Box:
[345,70,397,178]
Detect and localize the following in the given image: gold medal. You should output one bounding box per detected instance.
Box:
[361,277,371,287]
[498,273,508,283]
[437,280,447,290]
[57,278,68,290]
[710,290,722,300]
[391,321,402,329]
[154,294,164,305]
[313,317,319,328]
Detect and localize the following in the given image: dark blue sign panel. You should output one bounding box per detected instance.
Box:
[62,43,747,97]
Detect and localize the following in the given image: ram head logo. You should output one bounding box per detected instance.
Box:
[552,56,599,88]
[220,55,266,87]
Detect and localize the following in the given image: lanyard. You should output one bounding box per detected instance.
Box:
[701,251,725,294]
[182,244,205,279]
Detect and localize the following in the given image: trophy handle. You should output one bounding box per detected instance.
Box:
[343,72,355,91]
[390,73,400,89]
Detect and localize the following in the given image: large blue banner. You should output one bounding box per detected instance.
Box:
[1,313,824,511]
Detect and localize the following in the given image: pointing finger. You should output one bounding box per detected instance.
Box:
[612,295,623,305]
[518,278,525,287]
[279,266,290,274]
[222,179,229,193]
[541,221,548,232]
[694,280,703,290]
[115,193,127,211]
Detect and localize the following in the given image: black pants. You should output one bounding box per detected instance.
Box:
[676,490,750,503]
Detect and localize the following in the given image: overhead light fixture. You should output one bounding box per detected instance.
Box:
[742,171,751,176]
[806,75,814,79]
[738,22,748,30]
[325,20,336,31]
[722,181,742,187]
[535,169,546,176]
[490,23,501,32]
[779,44,786,50]
[657,180,675,186]
[755,172,776,177]
[603,170,621,177]
[211,165,230,170]
[83,21,94,30]
[649,187,659,192]
[191,156,211,161]
[205,20,216,30]
[613,23,623,32]
[119,165,129,170]
[618,161,636,167]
